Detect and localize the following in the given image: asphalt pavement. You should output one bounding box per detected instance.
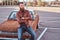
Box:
[37,11,60,40]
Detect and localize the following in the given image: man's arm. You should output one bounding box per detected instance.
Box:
[16,12,21,23]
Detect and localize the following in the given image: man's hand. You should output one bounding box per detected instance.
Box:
[21,17,25,19]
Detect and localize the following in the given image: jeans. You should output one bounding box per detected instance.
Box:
[18,24,36,40]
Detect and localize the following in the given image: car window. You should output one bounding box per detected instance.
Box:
[29,11,35,20]
[8,11,17,19]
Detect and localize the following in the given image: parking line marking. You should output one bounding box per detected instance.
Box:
[39,27,60,30]
[37,28,47,40]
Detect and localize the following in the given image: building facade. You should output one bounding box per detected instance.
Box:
[0,0,60,7]
[0,0,18,5]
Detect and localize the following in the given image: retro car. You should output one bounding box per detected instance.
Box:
[0,9,39,39]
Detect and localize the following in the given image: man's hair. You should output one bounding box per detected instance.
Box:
[18,2,24,5]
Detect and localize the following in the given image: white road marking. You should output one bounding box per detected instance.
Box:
[37,28,47,40]
[39,27,60,30]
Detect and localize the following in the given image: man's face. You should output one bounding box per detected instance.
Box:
[19,4,25,9]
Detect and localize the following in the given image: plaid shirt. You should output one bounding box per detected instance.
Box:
[16,10,32,25]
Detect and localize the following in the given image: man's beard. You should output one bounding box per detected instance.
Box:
[20,8,25,12]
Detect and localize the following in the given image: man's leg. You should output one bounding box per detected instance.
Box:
[26,27,36,40]
[18,27,23,40]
